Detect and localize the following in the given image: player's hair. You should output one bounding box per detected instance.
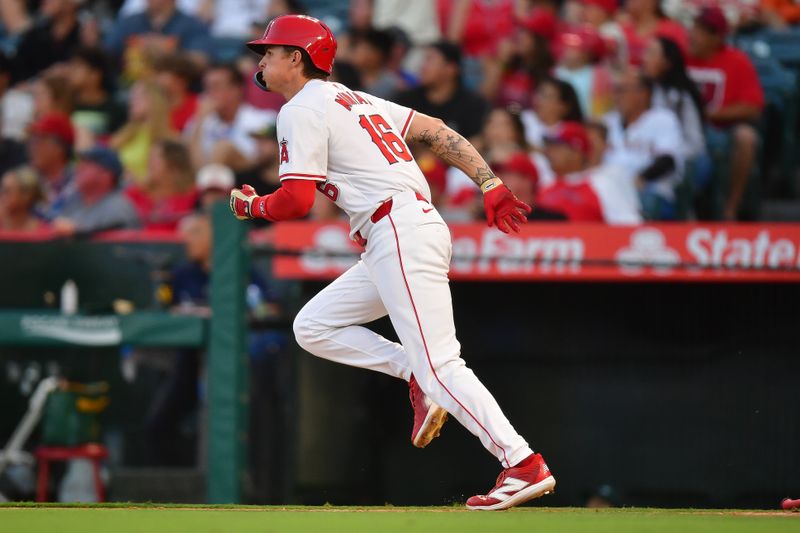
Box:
[282,46,329,80]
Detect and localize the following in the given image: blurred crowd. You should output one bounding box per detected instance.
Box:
[1,0,799,232]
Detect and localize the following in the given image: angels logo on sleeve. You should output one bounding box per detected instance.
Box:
[280,138,289,163]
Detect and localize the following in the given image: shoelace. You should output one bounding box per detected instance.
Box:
[489,468,511,493]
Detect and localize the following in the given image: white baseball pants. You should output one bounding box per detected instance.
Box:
[293,192,533,468]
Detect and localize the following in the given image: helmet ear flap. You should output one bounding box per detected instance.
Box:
[253,71,269,91]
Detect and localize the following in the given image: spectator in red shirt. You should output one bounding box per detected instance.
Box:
[580,0,628,67]
[687,6,765,220]
[492,151,566,220]
[537,121,642,223]
[154,52,200,133]
[554,25,614,118]
[438,0,516,58]
[621,0,688,65]
[125,139,198,230]
[437,0,517,88]
[537,122,603,221]
[481,10,556,108]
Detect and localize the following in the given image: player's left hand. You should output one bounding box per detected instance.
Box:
[230,184,260,220]
[483,183,532,234]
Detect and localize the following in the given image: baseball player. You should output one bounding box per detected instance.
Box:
[229,14,555,511]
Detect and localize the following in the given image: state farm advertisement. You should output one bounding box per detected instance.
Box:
[270,222,800,282]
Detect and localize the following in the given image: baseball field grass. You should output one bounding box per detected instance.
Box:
[1,503,798,533]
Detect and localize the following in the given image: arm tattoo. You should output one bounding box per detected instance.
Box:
[412,124,496,188]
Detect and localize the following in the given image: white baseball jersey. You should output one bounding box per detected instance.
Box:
[276,80,431,238]
[602,108,685,200]
[285,79,534,471]
[586,165,642,225]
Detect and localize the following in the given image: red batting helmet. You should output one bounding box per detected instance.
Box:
[247,15,337,74]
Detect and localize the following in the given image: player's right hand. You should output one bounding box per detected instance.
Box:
[230,184,260,220]
[482,180,532,234]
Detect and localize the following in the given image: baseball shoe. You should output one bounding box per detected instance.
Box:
[466,453,556,511]
[409,375,448,448]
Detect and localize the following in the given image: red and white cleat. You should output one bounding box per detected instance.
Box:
[466,453,556,511]
[409,375,448,448]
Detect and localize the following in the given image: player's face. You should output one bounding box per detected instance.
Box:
[258,46,296,91]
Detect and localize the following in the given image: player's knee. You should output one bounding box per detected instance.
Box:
[292,311,317,351]
[410,356,467,393]
[434,356,468,378]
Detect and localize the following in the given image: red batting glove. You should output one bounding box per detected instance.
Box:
[482,179,532,234]
[230,184,265,220]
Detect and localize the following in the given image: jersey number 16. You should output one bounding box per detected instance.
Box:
[358,114,413,165]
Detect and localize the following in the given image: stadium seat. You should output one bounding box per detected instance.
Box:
[34,444,109,502]
[732,35,799,197]
[752,57,799,195]
[761,29,800,70]
[732,29,800,70]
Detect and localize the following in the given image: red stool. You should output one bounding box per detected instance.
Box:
[34,443,109,502]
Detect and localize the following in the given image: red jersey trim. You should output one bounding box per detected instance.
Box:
[387,213,512,468]
[400,110,415,138]
[279,173,326,182]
